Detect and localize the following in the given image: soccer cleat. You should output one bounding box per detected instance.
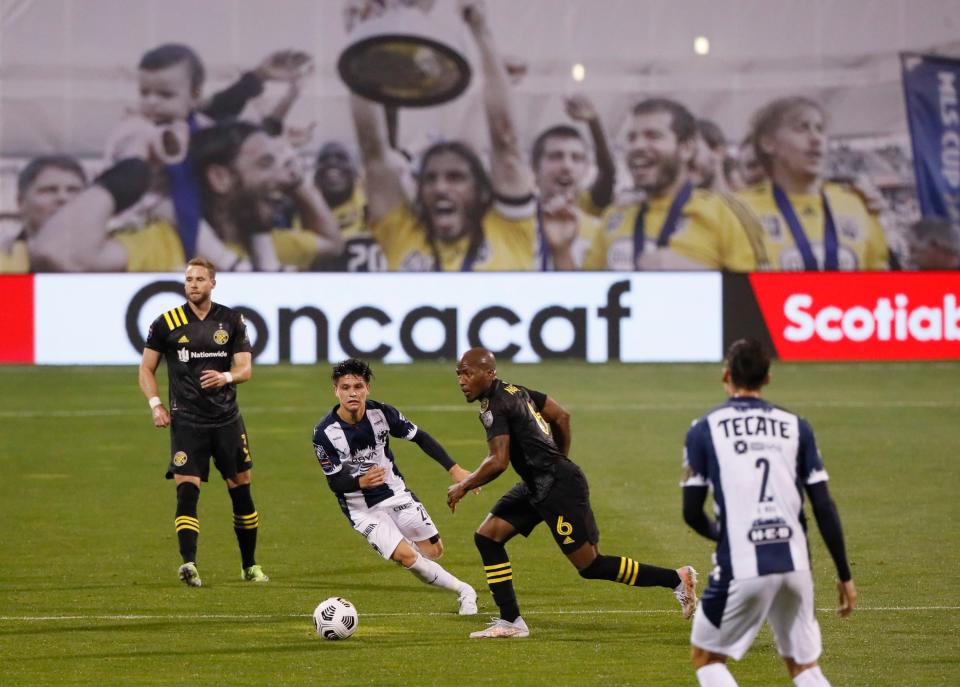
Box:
[178,562,202,588]
[241,564,269,582]
[469,616,530,638]
[457,584,478,615]
[674,565,698,619]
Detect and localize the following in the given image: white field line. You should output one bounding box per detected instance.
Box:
[1,399,958,419]
[1,606,958,622]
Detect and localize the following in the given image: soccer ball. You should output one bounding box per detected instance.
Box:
[313,597,358,640]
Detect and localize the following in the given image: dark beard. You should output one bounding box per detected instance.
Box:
[642,156,682,197]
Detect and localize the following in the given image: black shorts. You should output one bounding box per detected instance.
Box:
[166,416,252,482]
[490,460,600,554]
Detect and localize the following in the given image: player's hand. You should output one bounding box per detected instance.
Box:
[564,95,598,123]
[274,137,306,191]
[836,579,857,618]
[447,482,467,512]
[286,121,317,149]
[449,465,481,494]
[151,404,171,428]
[199,369,230,389]
[256,50,314,83]
[459,0,488,33]
[541,194,578,249]
[503,54,528,85]
[359,465,387,488]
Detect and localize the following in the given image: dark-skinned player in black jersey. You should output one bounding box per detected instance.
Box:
[138,257,268,587]
[448,347,698,638]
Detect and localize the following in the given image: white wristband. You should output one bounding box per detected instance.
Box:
[223,371,234,384]
[148,396,163,409]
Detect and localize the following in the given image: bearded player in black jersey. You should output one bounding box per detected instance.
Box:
[448,347,697,638]
[138,257,268,587]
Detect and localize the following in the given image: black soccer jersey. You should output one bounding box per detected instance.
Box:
[479,379,567,502]
[144,302,251,426]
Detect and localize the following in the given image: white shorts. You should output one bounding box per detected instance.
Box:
[350,492,440,560]
[691,569,822,664]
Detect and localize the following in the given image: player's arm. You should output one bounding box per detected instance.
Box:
[540,396,571,455]
[199,351,252,390]
[682,486,719,541]
[276,140,344,257]
[138,347,170,428]
[462,0,534,199]
[680,421,720,540]
[806,480,856,616]
[447,434,511,512]
[350,94,408,224]
[409,429,471,482]
[565,95,615,210]
[30,158,152,272]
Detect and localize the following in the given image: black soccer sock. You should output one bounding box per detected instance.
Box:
[474,532,520,622]
[229,483,258,569]
[175,482,200,564]
[579,555,682,589]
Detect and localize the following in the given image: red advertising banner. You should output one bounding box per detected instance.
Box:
[749,272,960,360]
[0,275,35,363]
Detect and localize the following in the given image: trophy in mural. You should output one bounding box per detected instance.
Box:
[338,0,472,107]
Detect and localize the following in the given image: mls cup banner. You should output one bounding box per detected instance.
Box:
[901,53,960,222]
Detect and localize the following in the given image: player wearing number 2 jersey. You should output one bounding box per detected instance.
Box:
[681,338,856,687]
[448,347,698,639]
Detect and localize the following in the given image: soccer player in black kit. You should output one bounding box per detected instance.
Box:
[138,257,268,587]
[448,347,697,638]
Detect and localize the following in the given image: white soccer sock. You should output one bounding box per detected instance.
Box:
[793,666,830,687]
[406,553,464,592]
[696,663,738,687]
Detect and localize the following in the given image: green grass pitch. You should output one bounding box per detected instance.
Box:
[1,361,958,686]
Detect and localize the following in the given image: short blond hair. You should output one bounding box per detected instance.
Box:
[186,257,216,280]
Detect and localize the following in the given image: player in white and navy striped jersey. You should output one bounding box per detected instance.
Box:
[681,339,856,687]
[312,358,477,615]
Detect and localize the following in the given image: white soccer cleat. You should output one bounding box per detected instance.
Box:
[674,565,698,619]
[178,562,202,588]
[469,616,529,638]
[457,584,478,615]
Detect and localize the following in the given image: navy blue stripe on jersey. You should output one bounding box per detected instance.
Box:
[700,570,732,629]
[756,541,794,575]
[312,399,418,509]
[687,418,732,577]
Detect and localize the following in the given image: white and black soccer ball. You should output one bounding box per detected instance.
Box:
[313,597,358,640]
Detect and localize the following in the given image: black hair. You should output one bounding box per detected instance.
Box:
[415,140,493,234]
[632,98,697,143]
[697,118,726,150]
[531,124,585,170]
[331,358,374,383]
[190,120,262,187]
[139,43,205,92]
[17,155,87,195]
[725,338,771,391]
